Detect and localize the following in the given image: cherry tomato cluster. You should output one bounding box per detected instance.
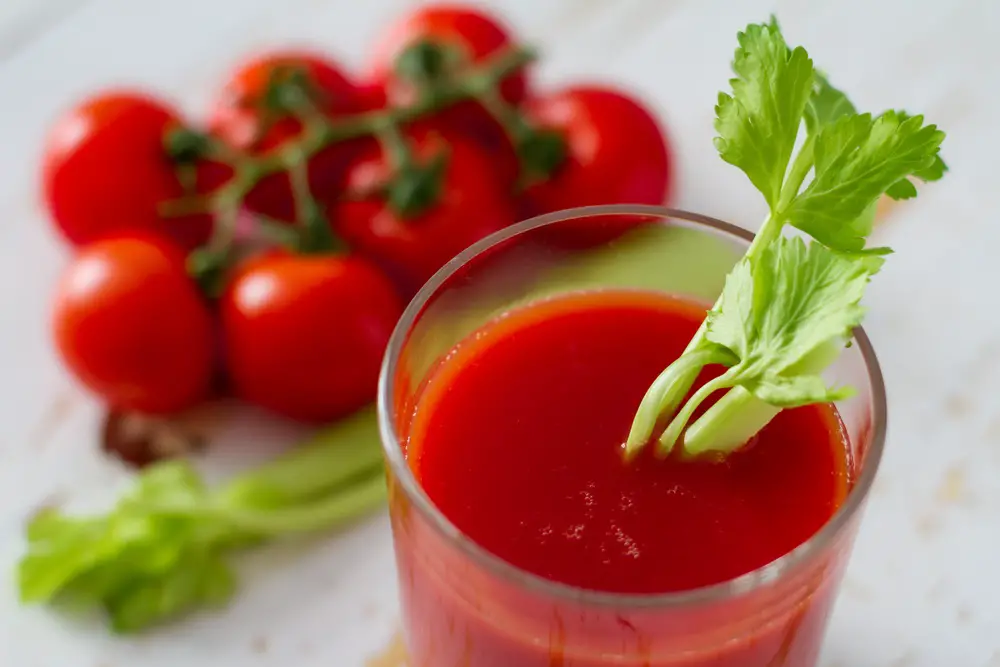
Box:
[45,5,674,424]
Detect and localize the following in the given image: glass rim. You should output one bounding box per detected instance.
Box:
[377,204,888,609]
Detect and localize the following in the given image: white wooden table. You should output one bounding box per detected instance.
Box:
[0,1,997,665]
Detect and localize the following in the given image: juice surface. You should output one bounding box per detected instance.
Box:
[407,290,851,594]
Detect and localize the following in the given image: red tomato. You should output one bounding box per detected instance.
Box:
[333,129,515,294]
[52,234,216,413]
[368,5,527,187]
[221,253,402,423]
[519,86,674,247]
[43,92,219,250]
[353,79,389,112]
[208,51,363,220]
[520,86,673,212]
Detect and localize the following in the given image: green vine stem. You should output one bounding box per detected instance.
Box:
[161,45,546,284]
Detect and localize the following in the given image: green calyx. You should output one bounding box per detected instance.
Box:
[262,65,326,117]
[383,148,450,219]
[186,247,230,298]
[163,127,214,164]
[394,40,465,86]
[516,127,567,183]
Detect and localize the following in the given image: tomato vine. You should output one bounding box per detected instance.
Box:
[161,43,555,292]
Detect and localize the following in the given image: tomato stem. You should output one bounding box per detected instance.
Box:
[476,88,567,187]
[285,151,342,254]
[186,190,244,296]
[368,118,451,219]
[254,216,303,249]
[285,146,314,223]
[374,116,416,170]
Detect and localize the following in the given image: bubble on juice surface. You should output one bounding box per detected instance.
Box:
[612,523,641,559]
[538,524,553,543]
[619,491,635,511]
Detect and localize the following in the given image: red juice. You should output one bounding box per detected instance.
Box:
[390,290,857,666]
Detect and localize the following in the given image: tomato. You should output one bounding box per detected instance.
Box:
[354,79,389,112]
[518,86,674,247]
[43,92,220,250]
[369,5,526,102]
[52,234,215,414]
[368,5,527,187]
[333,129,515,294]
[520,86,673,212]
[221,252,402,423]
[208,51,363,220]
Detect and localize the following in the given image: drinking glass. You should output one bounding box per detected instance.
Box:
[377,205,886,667]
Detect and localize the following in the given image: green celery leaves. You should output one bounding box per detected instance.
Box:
[706,237,880,406]
[658,238,881,455]
[804,72,857,135]
[627,18,947,458]
[17,406,385,633]
[786,111,946,251]
[714,20,815,210]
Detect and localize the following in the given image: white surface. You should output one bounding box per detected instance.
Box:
[0,0,997,665]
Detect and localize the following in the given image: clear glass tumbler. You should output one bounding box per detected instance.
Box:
[377,205,886,667]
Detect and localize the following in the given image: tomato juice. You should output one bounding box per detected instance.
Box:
[387,289,860,666]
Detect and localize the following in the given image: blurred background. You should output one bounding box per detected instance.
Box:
[0,0,997,666]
